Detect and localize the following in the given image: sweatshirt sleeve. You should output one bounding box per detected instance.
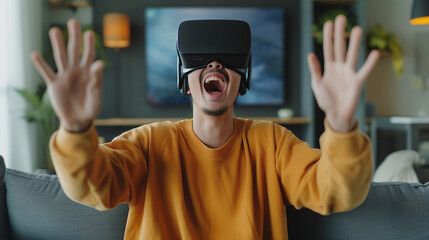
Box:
[50,124,148,210]
[276,120,373,215]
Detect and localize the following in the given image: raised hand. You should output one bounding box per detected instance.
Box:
[307,15,380,132]
[31,19,104,132]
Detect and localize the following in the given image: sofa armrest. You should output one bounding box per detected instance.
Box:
[6,167,128,240]
[0,156,11,239]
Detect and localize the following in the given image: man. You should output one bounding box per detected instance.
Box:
[31,15,380,239]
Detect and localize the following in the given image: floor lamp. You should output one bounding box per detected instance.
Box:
[410,0,429,25]
[103,13,130,116]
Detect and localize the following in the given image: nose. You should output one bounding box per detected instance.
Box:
[207,61,223,69]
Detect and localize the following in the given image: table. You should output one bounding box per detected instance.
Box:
[370,117,429,167]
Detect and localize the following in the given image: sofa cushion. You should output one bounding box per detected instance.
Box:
[6,168,129,240]
[287,182,429,240]
[0,156,11,239]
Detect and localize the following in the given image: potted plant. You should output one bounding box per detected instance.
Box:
[366,23,404,76]
[15,83,59,171]
[312,8,356,44]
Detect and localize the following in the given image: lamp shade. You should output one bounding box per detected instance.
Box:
[410,0,429,25]
[103,13,130,48]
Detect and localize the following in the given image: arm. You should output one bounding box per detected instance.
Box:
[31,20,144,210]
[279,15,379,215]
[277,122,373,215]
[50,125,148,210]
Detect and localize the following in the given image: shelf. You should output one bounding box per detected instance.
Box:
[49,0,91,8]
[94,117,311,127]
[314,0,358,3]
[252,117,311,125]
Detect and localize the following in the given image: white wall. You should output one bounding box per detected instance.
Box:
[366,0,429,117]
[0,0,92,171]
[0,0,46,171]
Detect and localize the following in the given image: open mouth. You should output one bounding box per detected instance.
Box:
[203,75,226,94]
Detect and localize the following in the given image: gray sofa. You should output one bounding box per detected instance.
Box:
[0,156,128,240]
[1,155,429,240]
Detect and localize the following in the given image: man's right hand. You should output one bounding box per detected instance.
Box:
[31,19,104,132]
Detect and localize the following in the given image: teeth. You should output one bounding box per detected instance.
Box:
[204,76,225,86]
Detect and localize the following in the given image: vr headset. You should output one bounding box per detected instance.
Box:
[176,20,252,95]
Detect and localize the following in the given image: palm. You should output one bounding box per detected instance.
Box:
[307,15,380,132]
[313,62,361,121]
[48,66,100,127]
[31,19,104,132]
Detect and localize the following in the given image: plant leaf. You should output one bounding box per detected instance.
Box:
[41,90,52,108]
[15,89,41,108]
[392,56,404,76]
[24,109,41,122]
[369,36,387,50]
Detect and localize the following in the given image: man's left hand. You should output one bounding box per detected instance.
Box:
[307,14,380,132]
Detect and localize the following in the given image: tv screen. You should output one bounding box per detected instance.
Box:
[145,7,284,106]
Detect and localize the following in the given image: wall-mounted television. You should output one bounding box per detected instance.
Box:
[145,7,285,106]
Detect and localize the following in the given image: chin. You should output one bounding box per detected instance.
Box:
[202,106,229,116]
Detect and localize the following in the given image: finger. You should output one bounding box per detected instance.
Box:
[49,27,67,73]
[88,60,104,115]
[90,60,105,90]
[307,53,322,83]
[81,30,95,67]
[356,50,380,82]
[67,19,82,67]
[345,26,363,69]
[334,14,347,62]
[30,52,56,85]
[323,20,334,63]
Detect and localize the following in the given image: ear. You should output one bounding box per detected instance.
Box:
[187,89,191,94]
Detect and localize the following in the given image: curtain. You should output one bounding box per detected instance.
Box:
[0,0,45,171]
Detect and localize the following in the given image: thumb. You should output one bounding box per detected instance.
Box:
[356,50,380,83]
[30,52,56,85]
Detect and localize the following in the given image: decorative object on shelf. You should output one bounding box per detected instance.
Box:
[15,83,59,171]
[103,13,131,117]
[277,108,294,120]
[312,8,356,44]
[410,0,429,25]
[366,24,404,76]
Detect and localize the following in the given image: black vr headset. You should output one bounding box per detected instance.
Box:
[176,20,252,95]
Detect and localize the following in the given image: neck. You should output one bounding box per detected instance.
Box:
[192,107,235,149]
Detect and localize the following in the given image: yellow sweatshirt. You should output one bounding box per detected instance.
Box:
[51,118,373,239]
